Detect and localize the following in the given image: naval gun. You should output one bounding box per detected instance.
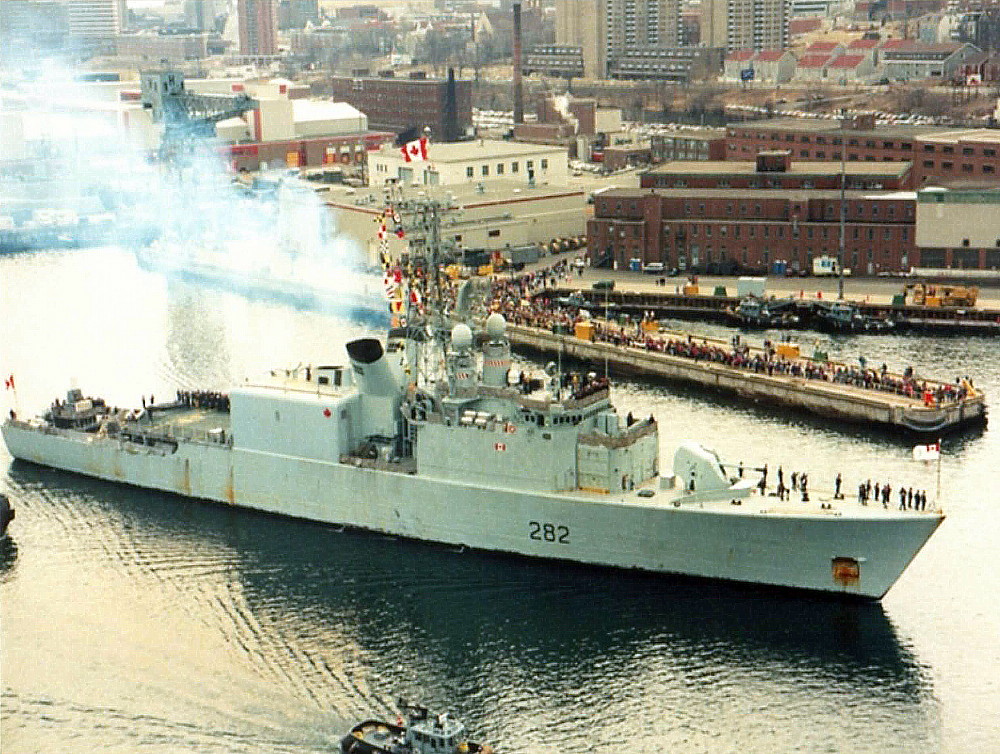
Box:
[140,70,257,162]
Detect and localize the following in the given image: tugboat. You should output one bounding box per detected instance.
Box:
[726,296,801,329]
[0,493,14,537]
[812,301,894,334]
[341,700,493,754]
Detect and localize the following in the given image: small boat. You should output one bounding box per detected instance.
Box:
[726,295,801,329]
[341,700,493,754]
[812,301,894,334]
[0,493,15,536]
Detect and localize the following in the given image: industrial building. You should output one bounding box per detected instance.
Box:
[641,152,912,190]
[367,140,568,188]
[724,117,1000,186]
[326,71,471,143]
[587,187,917,275]
[915,187,1000,270]
[324,181,587,266]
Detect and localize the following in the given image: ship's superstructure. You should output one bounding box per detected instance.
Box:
[0,196,945,600]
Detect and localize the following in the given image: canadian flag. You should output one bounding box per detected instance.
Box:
[4,374,13,390]
[400,137,428,162]
[395,126,429,162]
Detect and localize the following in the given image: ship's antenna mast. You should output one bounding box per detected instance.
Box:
[384,179,460,386]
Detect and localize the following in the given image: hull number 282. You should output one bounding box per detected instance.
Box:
[529,521,570,544]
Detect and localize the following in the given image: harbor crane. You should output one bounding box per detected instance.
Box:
[139,70,257,162]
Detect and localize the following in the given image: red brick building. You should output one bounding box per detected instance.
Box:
[587,188,916,275]
[724,116,1000,186]
[225,131,394,171]
[327,71,471,142]
[641,151,911,190]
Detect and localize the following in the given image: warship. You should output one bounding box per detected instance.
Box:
[1,297,943,599]
[0,195,944,600]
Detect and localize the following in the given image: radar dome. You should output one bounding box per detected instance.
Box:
[485,312,506,340]
[451,323,473,351]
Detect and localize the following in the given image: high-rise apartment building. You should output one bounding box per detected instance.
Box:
[184,0,218,32]
[555,0,683,78]
[237,0,277,56]
[701,0,789,52]
[555,0,603,77]
[63,0,123,39]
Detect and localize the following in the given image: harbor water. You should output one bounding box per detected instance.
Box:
[2,246,999,753]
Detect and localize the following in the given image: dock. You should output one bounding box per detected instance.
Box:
[549,287,1000,336]
[504,322,987,435]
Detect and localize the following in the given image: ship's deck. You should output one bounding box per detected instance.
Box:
[140,405,230,442]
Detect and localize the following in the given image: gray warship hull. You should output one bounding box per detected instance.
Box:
[1,416,941,600]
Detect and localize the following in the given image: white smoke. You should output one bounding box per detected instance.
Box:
[551,94,579,134]
[0,55,383,321]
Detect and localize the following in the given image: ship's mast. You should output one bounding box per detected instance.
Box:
[382,183,462,387]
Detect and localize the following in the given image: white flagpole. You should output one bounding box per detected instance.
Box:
[936,437,942,510]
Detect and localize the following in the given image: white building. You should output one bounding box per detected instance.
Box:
[325,181,587,266]
[368,140,569,188]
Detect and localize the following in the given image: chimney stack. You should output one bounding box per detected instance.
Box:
[513,1,524,125]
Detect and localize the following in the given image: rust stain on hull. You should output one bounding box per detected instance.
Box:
[832,556,861,587]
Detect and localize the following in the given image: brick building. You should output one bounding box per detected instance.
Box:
[649,129,727,162]
[724,117,1000,186]
[225,131,394,171]
[641,151,911,190]
[326,70,471,142]
[587,187,916,275]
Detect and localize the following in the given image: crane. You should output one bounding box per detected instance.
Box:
[139,70,257,162]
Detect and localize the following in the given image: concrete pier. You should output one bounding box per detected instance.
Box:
[506,323,987,435]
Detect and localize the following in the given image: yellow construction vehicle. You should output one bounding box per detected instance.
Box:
[903,283,978,307]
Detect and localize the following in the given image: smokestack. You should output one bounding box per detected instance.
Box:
[513,1,524,125]
[444,67,458,142]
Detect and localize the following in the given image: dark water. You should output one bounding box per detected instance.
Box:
[2,247,999,753]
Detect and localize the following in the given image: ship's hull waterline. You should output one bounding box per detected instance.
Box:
[2,422,942,600]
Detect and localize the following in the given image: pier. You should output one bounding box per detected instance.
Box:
[504,322,987,435]
[544,287,1000,336]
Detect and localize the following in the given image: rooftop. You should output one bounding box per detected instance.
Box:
[726,117,965,139]
[324,179,583,209]
[374,139,564,163]
[754,50,788,62]
[645,159,911,178]
[597,187,917,201]
[829,54,866,69]
[291,100,365,122]
[880,41,965,55]
[915,128,1000,144]
[797,54,833,68]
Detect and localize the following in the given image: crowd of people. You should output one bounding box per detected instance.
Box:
[488,273,974,408]
[176,390,230,412]
[748,466,933,511]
